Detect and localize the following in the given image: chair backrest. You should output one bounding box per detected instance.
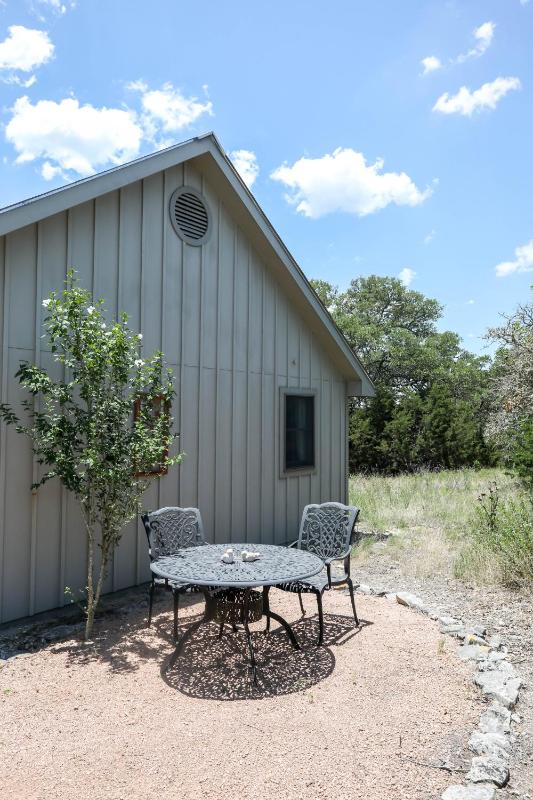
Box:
[297,502,360,560]
[141,507,206,560]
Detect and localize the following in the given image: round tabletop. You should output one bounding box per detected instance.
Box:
[150,543,324,588]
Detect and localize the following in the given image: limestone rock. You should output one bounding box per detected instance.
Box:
[469,731,511,760]
[441,785,495,800]
[474,671,521,708]
[457,644,490,661]
[395,591,429,613]
[439,615,461,627]
[467,755,509,787]
[440,623,467,638]
[468,625,487,638]
[478,703,512,735]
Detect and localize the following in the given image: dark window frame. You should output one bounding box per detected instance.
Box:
[280,388,318,477]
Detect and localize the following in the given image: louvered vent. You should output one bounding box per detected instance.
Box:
[169,187,210,245]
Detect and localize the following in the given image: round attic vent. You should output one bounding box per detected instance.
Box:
[169,186,211,246]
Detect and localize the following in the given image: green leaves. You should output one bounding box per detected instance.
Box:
[312,275,493,474]
[0,270,183,636]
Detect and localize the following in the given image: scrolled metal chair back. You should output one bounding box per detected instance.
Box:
[298,502,359,561]
[143,506,206,560]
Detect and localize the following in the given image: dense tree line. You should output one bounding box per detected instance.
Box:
[311,276,495,474]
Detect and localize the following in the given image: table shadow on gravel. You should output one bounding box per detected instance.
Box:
[162,613,370,700]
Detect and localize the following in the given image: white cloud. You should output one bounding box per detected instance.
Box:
[424,229,436,244]
[398,268,416,286]
[4,79,214,181]
[32,0,76,17]
[421,56,441,75]
[495,239,533,277]
[466,299,475,305]
[5,95,143,178]
[270,148,432,218]
[433,76,521,116]
[455,21,495,63]
[0,25,53,72]
[41,160,67,181]
[229,149,259,188]
[128,80,212,139]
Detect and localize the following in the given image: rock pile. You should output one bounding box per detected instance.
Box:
[353,585,522,799]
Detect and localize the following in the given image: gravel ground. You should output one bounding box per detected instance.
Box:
[0,588,480,800]
[354,541,533,799]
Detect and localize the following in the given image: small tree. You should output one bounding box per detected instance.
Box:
[0,272,181,639]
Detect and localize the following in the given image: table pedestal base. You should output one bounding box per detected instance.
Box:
[167,586,300,682]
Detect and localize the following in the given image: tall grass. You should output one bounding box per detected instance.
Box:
[349,468,529,586]
[455,485,533,588]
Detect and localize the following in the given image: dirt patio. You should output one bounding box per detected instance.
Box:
[0,589,480,800]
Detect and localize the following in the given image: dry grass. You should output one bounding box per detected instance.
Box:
[349,468,520,582]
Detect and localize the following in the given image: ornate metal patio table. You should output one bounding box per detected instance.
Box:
[150,543,324,681]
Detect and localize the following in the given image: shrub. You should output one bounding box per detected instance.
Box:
[456,482,533,588]
[0,272,182,638]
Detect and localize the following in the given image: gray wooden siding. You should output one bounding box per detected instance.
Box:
[0,161,348,624]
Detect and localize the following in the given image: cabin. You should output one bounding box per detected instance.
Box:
[0,133,373,624]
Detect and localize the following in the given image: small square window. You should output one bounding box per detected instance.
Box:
[283,392,316,473]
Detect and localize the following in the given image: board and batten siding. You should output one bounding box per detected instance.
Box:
[0,161,349,624]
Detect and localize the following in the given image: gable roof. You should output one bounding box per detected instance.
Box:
[0,133,374,395]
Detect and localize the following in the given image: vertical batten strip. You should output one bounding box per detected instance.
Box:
[272,283,278,543]
[111,190,122,592]
[344,392,349,504]
[0,237,9,621]
[58,217,71,607]
[196,175,205,510]
[229,227,237,539]
[259,264,264,543]
[135,185,145,585]
[29,223,42,615]
[213,201,221,542]
[157,178,165,512]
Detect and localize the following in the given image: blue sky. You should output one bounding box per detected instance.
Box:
[0,0,531,354]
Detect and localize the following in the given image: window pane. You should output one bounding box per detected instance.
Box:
[285,394,315,470]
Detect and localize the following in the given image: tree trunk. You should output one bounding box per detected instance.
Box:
[83,507,96,641]
[84,527,111,641]
[85,531,95,640]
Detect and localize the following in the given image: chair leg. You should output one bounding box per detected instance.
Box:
[298,590,305,616]
[218,623,225,639]
[346,577,359,626]
[315,591,324,646]
[173,591,180,641]
[147,579,155,627]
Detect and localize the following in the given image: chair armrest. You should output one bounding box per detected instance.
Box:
[287,540,299,549]
[324,546,352,565]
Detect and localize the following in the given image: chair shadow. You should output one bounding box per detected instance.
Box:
[161,612,372,701]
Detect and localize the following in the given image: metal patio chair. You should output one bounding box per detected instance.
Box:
[275,502,360,645]
[141,506,207,640]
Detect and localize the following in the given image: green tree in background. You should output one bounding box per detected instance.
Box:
[312,275,493,474]
[486,289,533,489]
